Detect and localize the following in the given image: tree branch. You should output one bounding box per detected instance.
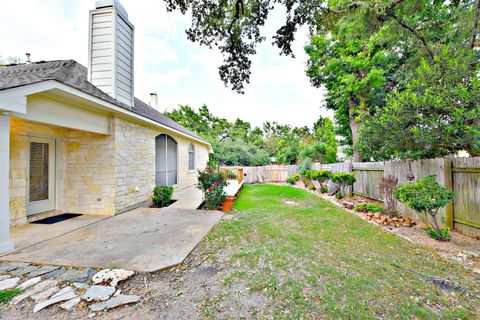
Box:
[387,13,435,60]
[471,0,480,49]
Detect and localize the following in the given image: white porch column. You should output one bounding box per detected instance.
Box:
[0,113,13,253]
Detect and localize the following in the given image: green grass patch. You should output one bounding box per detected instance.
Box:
[200,184,480,319]
[0,288,20,304]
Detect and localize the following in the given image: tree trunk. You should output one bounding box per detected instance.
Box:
[349,100,364,162]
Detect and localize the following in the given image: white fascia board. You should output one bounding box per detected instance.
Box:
[0,80,212,150]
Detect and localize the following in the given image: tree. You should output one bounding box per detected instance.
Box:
[394,175,455,241]
[358,48,480,160]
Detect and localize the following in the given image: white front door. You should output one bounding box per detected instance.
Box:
[27,137,56,215]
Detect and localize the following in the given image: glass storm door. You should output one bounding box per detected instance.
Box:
[155,134,177,186]
[27,137,55,215]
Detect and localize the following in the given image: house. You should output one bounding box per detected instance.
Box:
[0,0,212,253]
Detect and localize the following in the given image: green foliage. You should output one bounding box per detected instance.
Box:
[332,173,356,198]
[427,228,451,242]
[320,186,329,193]
[298,157,312,176]
[152,186,174,208]
[354,203,385,213]
[197,167,228,209]
[285,177,296,185]
[359,48,480,160]
[166,105,338,166]
[394,175,455,241]
[286,173,300,185]
[0,289,20,304]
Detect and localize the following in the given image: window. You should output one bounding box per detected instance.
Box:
[188,143,195,170]
[155,134,177,186]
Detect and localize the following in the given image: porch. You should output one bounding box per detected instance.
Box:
[0,204,223,272]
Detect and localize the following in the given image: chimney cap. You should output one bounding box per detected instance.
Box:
[95,0,128,18]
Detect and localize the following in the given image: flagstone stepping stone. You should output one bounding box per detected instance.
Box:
[89,294,140,312]
[82,285,115,302]
[0,278,20,290]
[34,286,76,313]
[60,297,81,310]
[10,279,58,305]
[92,269,134,287]
[70,267,95,282]
[43,267,66,279]
[31,286,59,303]
[0,277,20,290]
[0,262,30,272]
[58,269,83,281]
[0,275,11,281]
[17,276,41,291]
[73,282,89,289]
[10,265,39,277]
[27,266,60,278]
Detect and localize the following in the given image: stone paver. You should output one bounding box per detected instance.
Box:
[10,265,39,277]
[27,266,60,278]
[82,285,115,302]
[31,286,59,303]
[90,294,140,312]
[0,274,11,281]
[34,286,76,313]
[43,267,66,279]
[60,297,81,310]
[0,262,30,272]
[17,276,41,291]
[0,277,20,290]
[10,279,58,305]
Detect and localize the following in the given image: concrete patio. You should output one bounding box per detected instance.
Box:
[1,190,222,272]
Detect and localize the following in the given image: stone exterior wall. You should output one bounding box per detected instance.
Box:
[113,117,209,213]
[9,118,116,225]
[9,115,210,224]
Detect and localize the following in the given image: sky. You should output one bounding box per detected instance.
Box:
[0,0,330,128]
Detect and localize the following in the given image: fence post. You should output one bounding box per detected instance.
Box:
[444,157,454,230]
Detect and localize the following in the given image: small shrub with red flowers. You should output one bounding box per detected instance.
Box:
[197,167,228,209]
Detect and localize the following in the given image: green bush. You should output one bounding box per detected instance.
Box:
[298,157,312,176]
[332,173,356,198]
[394,175,454,241]
[286,177,296,185]
[152,186,174,208]
[291,173,300,181]
[197,167,228,209]
[427,227,451,241]
[354,203,384,213]
[320,185,329,193]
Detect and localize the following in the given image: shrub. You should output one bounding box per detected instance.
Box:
[311,169,333,190]
[152,186,174,208]
[197,167,228,209]
[291,173,300,181]
[427,227,451,241]
[379,176,399,217]
[394,175,454,241]
[320,185,329,193]
[354,203,384,213]
[298,157,312,176]
[332,173,356,198]
[286,177,296,185]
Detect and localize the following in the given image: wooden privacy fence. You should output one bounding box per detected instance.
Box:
[224,157,480,238]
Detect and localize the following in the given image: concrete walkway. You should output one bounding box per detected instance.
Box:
[1,206,222,272]
[171,187,204,210]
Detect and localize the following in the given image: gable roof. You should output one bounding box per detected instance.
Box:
[0,59,207,144]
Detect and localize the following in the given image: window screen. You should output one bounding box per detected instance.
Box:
[188,143,195,170]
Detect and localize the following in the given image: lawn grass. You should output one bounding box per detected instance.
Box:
[200,184,480,319]
[0,289,20,304]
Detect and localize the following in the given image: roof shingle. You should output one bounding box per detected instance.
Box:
[0,60,207,143]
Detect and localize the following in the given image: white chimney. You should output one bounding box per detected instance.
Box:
[88,0,134,107]
[149,92,158,109]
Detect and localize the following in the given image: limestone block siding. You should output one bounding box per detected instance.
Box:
[9,115,210,224]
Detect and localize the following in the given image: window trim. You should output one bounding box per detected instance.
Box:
[188,143,195,171]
